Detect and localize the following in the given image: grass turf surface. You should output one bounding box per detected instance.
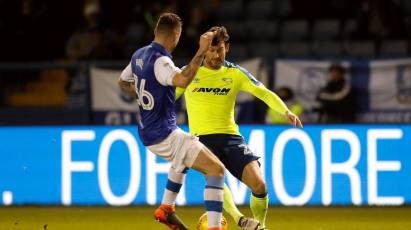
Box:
[0,206,410,230]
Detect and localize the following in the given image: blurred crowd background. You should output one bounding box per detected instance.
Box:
[2,0,411,62]
[0,0,410,125]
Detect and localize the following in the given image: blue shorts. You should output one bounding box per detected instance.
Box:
[199,134,260,181]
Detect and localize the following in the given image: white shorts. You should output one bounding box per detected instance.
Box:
[147,128,204,173]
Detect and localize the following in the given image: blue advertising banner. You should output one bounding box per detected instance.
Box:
[0,125,410,206]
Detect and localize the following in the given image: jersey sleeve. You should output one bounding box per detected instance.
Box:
[174,65,189,100]
[119,62,134,82]
[175,87,186,100]
[154,56,181,86]
[238,67,289,115]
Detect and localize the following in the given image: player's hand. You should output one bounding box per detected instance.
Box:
[198,30,217,54]
[284,110,303,128]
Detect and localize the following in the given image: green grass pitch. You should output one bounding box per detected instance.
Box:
[0,206,410,230]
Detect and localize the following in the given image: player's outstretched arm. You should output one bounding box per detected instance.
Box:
[118,62,137,97]
[284,110,303,128]
[258,87,303,128]
[243,80,303,128]
[172,31,217,88]
[258,86,302,128]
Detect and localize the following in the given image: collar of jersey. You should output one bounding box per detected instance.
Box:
[201,65,226,73]
[150,41,172,58]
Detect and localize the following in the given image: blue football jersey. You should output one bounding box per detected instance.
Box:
[131,42,177,146]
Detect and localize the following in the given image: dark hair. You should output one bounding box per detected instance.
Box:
[328,63,345,74]
[155,13,182,34]
[208,26,230,46]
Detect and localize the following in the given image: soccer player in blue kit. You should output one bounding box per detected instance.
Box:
[118,13,225,230]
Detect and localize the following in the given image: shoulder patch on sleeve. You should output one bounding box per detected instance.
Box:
[224,60,237,68]
[237,65,261,86]
[154,55,180,86]
[224,60,261,85]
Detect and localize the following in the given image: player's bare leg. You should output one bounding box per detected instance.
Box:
[242,161,267,194]
[155,146,225,230]
[191,147,224,176]
[241,161,269,230]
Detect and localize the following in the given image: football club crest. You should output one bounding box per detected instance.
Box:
[222,77,233,85]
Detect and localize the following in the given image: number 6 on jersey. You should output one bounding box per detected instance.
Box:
[134,74,154,110]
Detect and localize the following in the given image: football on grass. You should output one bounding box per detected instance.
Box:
[196,213,228,230]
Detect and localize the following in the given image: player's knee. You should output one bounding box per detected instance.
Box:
[208,161,224,177]
[251,178,267,194]
[214,161,225,176]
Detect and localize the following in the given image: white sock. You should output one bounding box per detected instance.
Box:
[204,176,224,228]
[161,168,187,205]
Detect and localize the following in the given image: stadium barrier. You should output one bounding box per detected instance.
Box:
[0,125,409,206]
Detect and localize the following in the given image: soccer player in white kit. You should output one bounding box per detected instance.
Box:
[118,13,225,230]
